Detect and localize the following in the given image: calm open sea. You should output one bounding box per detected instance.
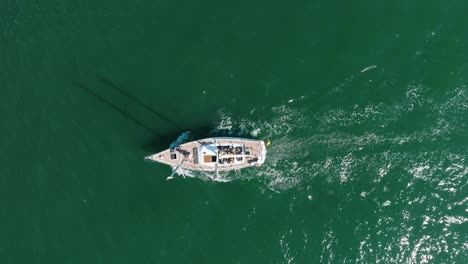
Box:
[1,0,467,263]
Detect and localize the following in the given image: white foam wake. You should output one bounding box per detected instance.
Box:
[171,84,466,193]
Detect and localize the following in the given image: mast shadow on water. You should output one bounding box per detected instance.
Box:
[96,74,184,132]
[77,76,209,152]
[76,83,163,136]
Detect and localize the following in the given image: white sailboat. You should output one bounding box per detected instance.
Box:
[145,137,270,179]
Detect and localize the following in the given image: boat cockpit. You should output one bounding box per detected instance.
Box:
[199,142,251,166]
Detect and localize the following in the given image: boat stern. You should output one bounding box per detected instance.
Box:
[257,139,268,165]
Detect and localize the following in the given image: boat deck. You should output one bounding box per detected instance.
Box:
[145,137,265,171]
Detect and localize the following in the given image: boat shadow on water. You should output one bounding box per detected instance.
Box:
[141,125,216,153]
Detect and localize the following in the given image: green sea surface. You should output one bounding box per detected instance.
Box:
[1,0,467,263]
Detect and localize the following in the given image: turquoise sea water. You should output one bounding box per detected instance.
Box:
[1,0,467,263]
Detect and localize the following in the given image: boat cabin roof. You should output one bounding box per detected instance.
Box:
[199,144,217,156]
[199,142,246,165]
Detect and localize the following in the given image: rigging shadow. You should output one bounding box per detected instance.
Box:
[141,125,215,153]
[77,79,215,153]
[76,82,163,136]
[96,74,185,131]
